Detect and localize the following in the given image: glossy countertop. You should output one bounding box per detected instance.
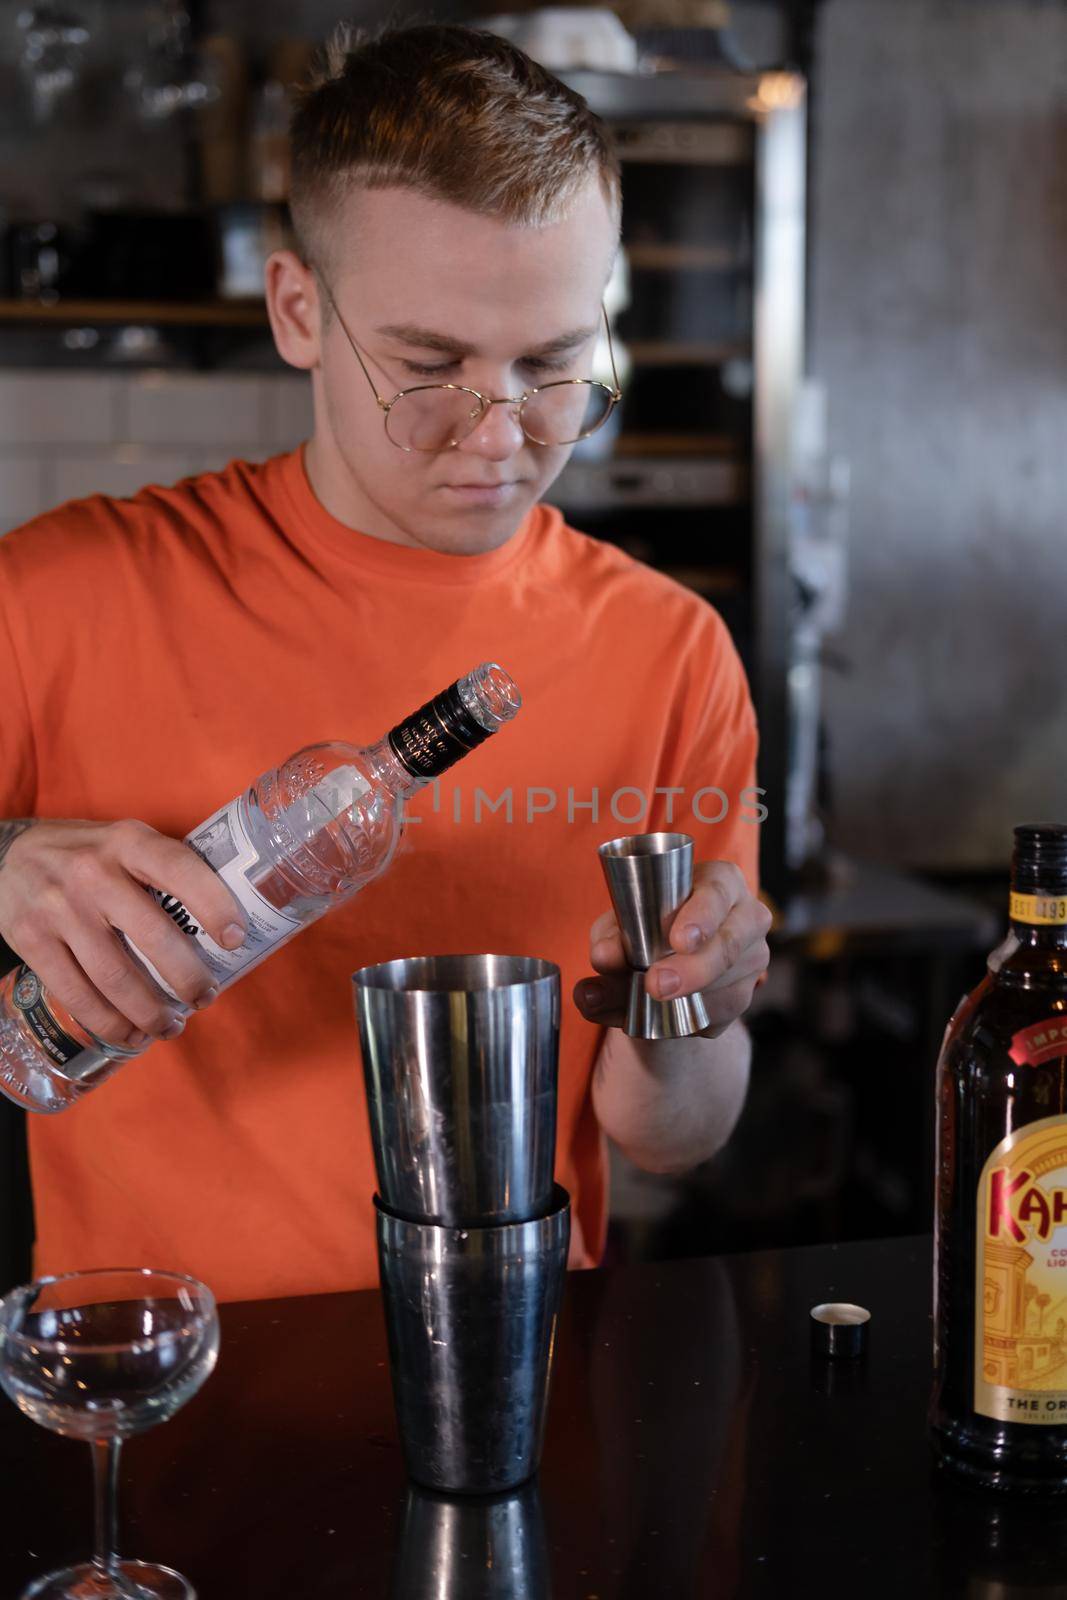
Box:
[1,1235,1062,1598]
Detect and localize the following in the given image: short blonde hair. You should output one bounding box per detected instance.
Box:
[289,22,621,265]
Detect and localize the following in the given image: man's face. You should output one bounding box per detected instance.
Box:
[303,180,619,554]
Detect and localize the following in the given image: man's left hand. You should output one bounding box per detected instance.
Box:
[573,860,772,1039]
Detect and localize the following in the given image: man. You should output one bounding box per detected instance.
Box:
[0,24,770,1301]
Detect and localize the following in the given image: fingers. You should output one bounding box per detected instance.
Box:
[646,922,769,1001]
[14,929,159,1051]
[63,916,188,1044]
[589,909,627,973]
[572,972,629,1028]
[661,912,770,998]
[573,957,766,1036]
[648,886,772,1002]
[116,823,247,949]
[705,936,770,991]
[667,860,749,955]
[61,825,240,1034]
[0,817,247,1049]
[579,861,772,1031]
[695,973,765,1039]
[102,879,220,1009]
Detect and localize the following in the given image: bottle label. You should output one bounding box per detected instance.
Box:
[388,682,490,781]
[1009,1018,1067,1068]
[975,1114,1067,1424]
[1010,892,1067,926]
[132,796,302,997]
[11,966,84,1066]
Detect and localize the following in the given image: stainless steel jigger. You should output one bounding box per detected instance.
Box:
[598,831,711,1040]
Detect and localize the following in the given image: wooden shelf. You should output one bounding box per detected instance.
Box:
[627,340,749,366]
[0,299,270,327]
[614,432,744,457]
[625,243,743,271]
[553,454,748,509]
[659,565,744,594]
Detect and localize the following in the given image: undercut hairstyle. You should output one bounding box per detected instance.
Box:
[289,21,622,267]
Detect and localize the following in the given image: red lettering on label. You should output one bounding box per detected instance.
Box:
[1019,1186,1053,1241]
[989,1168,1032,1242]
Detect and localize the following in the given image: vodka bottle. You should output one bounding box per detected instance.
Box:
[0,663,520,1115]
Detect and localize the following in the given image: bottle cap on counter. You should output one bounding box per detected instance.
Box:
[810,1301,870,1360]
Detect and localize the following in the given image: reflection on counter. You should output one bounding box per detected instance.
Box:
[391,1483,549,1600]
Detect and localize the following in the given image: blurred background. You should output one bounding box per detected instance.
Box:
[0,0,1064,1281]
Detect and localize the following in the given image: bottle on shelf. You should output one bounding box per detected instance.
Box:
[0,663,521,1116]
[931,822,1067,1491]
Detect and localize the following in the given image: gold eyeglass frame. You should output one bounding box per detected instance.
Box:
[315,273,623,452]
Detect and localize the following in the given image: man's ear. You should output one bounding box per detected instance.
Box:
[265,250,322,371]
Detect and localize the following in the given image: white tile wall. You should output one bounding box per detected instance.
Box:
[179,445,268,479]
[260,376,314,451]
[0,457,54,534]
[52,453,192,506]
[124,373,265,448]
[0,371,313,535]
[0,373,122,447]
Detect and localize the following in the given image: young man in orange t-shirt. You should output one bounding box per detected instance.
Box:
[0,25,771,1301]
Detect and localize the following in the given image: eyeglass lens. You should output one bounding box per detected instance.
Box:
[384,382,615,450]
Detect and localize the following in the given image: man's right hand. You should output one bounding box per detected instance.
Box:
[0,819,247,1050]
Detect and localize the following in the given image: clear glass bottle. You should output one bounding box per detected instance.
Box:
[931,822,1067,1492]
[0,663,520,1115]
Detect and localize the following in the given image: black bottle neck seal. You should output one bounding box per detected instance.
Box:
[388,680,492,783]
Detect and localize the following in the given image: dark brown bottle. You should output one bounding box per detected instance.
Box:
[931,823,1067,1492]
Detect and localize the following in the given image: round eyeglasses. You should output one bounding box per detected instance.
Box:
[316,275,622,452]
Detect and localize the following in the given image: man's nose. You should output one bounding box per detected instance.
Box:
[457,398,527,461]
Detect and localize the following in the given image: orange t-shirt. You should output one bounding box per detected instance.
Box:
[0,448,759,1301]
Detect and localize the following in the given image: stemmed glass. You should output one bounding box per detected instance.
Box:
[0,1268,220,1600]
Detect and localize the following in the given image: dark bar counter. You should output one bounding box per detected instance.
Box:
[1,1235,1062,1598]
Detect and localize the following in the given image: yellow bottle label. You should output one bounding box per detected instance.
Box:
[976,1114,1067,1424]
[1010,892,1067,926]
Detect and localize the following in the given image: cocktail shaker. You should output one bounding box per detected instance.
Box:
[354,953,569,1494]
